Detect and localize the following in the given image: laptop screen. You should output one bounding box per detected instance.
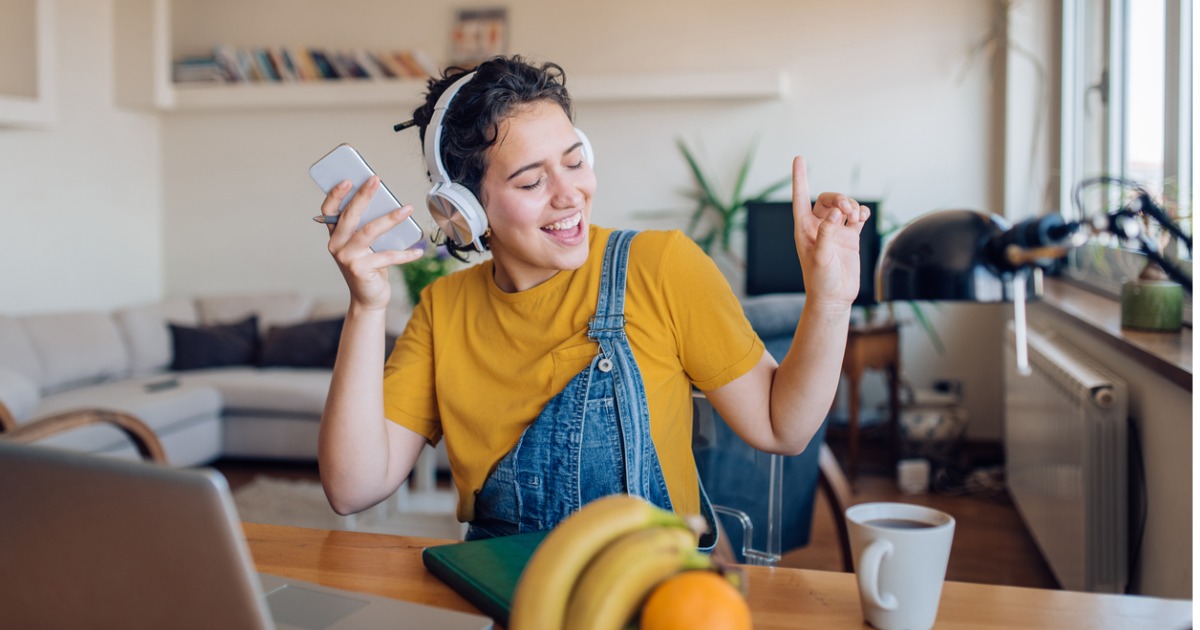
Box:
[0,443,491,630]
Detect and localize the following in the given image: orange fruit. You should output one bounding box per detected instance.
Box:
[640,569,752,630]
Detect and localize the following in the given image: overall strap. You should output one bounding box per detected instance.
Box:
[588,230,637,342]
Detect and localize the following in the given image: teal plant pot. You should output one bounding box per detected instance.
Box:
[1120,280,1183,331]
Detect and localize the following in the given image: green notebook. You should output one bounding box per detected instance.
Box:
[422,530,549,626]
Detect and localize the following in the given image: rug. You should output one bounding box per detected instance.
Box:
[233,476,467,541]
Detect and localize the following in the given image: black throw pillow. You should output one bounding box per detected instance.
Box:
[257,317,345,368]
[169,316,260,371]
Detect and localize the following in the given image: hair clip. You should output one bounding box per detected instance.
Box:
[393,119,416,133]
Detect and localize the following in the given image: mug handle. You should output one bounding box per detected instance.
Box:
[858,539,899,611]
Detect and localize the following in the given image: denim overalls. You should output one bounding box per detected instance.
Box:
[466,230,717,550]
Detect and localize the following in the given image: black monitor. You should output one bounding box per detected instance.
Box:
[744,200,881,305]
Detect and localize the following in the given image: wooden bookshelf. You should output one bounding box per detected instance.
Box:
[115,0,788,113]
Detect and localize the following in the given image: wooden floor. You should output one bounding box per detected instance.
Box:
[782,429,1059,589]
[213,431,1059,591]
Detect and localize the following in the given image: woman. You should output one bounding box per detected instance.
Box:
[317,56,868,542]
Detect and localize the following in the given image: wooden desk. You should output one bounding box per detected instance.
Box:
[840,322,901,483]
[244,522,1192,629]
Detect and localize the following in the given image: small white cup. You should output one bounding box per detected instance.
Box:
[896,458,931,495]
[846,502,955,630]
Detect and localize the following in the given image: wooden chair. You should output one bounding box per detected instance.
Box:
[0,401,167,464]
[818,442,855,572]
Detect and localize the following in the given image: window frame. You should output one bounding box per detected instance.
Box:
[1059,0,1192,322]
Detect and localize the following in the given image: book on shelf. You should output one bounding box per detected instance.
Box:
[174,46,437,86]
[253,49,281,81]
[172,55,228,84]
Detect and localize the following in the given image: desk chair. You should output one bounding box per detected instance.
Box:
[690,294,853,569]
[692,394,852,570]
[0,401,167,463]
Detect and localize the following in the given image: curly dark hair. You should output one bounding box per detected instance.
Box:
[412,55,575,258]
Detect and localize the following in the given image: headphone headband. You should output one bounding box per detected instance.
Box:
[424,72,477,185]
[421,69,594,251]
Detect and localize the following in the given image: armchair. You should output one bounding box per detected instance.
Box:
[0,402,167,464]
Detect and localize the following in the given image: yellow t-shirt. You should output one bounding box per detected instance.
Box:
[382,226,764,522]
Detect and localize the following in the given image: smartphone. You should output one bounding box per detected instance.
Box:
[309,144,424,251]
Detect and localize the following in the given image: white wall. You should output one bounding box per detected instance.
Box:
[159,0,1008,438]
[0,0,162,314]
[0,0,1010,437]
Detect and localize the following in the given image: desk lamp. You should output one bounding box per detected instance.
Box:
[875,177,1192,374]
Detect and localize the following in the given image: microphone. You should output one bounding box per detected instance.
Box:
[1129,190,1193,254]
[994,214,1076,249]
[986,214,1079,270]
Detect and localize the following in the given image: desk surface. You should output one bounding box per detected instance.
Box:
[244,522,1192,629]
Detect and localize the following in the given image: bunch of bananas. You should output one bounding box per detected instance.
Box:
[509,493,740,630]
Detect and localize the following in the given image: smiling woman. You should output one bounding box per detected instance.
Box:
[313,55,870,554]
[475,99,596,292]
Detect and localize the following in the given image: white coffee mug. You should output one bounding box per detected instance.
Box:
[846,502,956,630]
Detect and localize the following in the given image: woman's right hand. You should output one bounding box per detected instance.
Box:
[320,176,424,311]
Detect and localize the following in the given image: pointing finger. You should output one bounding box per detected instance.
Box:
[792,156,811,217]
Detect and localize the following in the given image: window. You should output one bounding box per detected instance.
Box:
[1061,0,1192,308]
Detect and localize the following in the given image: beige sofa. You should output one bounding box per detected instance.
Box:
[0,292,412,466]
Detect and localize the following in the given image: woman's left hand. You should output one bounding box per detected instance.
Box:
[790,156,870,311]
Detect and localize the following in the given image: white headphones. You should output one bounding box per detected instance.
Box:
[424,71,595,250]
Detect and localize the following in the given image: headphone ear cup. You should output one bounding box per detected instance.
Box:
[575,128,595,168]
[427,182,488,248]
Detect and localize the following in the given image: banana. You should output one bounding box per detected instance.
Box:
[508,493,691,630]
[564,525,713,630]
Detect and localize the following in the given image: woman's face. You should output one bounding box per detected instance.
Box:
[479,100,596,293]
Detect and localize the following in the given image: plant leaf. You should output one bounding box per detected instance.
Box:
[730,140,759,209]
[908,302,945,355]
[676,139,721,210]
[686,199,709,238]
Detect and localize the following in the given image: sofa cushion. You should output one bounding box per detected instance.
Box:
[176,367,331,416]
[258,318,344,368]
[0,366,41,422]
[196,293,314,334]
[21,312,131,394]
[30,376,223,456]
[114,296,200,375]
[0,315,45,385]
[169,316,260,371]
[309,296,350,321]
[311,294,413,337]
[741,294,805,340]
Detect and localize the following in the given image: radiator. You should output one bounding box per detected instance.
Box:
[1004,324,1128,593]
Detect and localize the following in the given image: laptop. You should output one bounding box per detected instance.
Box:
[0,441,493,630]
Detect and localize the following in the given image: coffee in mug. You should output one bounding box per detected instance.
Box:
[846,502,956,630]
[863,518,936,530]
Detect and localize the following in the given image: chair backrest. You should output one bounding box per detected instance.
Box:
[0,403,167,464]
[0,402,16,433]
[692,294,851,569]
[693,393,834,566]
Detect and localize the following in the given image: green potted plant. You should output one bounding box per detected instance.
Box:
[671,137,946,354]
[676,137,791,267]
[399,240,459,306]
